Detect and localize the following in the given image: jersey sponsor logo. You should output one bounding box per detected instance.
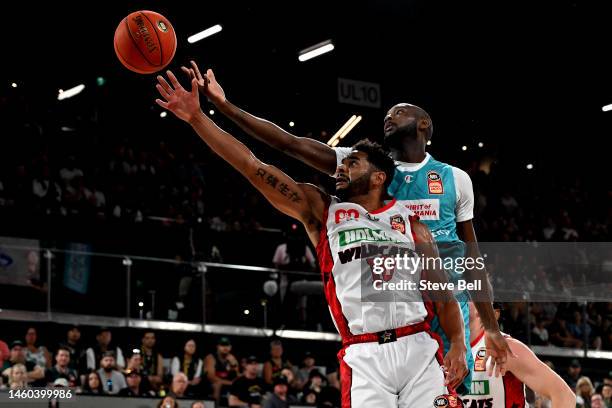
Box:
[336,244,414,264]
[338,227,400,247]
[334,208,360,224]
[427,170,444,194]
[474,348,487,372]
[402,199,440,220]
[461,398,493,408]
[469,380,490,396]
[434,394,464,407]
[390,214,406,234]
[431,229,450,238]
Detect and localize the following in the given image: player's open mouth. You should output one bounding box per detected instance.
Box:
[384,123,395,132]
[336,176,349,186]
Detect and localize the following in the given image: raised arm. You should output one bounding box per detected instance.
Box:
[155,71,326,245]
[181,61,338,175]
[505,338,575,408]
[411,219,468,390]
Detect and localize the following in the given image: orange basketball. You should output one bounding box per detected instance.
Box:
[114,10,177,74]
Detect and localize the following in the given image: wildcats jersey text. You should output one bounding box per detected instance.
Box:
[315,197,430,337]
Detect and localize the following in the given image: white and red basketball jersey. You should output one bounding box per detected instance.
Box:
[463,331,528,407]
[316,197,430,338]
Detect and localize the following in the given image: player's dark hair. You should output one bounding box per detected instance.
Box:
[351,140,396,189]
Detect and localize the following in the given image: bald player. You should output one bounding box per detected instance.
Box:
[181,61,511,394]
[465,302,575,408]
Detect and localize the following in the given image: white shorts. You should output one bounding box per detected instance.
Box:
[338,331,447,408]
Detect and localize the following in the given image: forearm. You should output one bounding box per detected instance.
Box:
[218,100,337,174]
[189,111,256,176]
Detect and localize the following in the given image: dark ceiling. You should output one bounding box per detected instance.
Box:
[3,0,612,171]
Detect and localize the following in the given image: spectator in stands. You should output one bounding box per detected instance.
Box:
[1,340,44,384]
[591,393,605,408]
[302,369,326,397]
[24,326,51,369]
[169,372,191,399]
[562,359,582,389]
[279,368,299,398]
[140,330,164,390]
[86,327,125,370]
[229,355,266,408]
[301,389,317,406]
[568,310,593,345]
[295,351,316,389]
[171,339,204,397]
[263,375,297,408]
[576,376,595,408]
[205,337,240,403]
[158,396,179,408]
[549,315,583,349]
[119,368,154,397]
[7,363,28,389]
[191,402,205,408]
[45,346,79,387]
[601,384,611,407]
[531,319,550,345]
[58,325,84,372]
[81,371,104,395]
[263,339,293,385]
[97,351,127,395]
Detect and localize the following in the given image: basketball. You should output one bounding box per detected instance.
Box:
[114,10,177,74]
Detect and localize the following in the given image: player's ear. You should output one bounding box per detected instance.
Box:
[372,170,386,187]
[418,117,431,132]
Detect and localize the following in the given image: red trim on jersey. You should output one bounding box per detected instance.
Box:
[316,202,353,340]
[503,371,527,407]
[471,330,485,348]
[338,347,352,408]
[369,198,397,214]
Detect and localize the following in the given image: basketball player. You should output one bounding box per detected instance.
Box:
[181,61,512,393]
[465,302,575,407]
[154,71,468,407]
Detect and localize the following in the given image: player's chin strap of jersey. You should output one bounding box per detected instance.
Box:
[342,321,431,347]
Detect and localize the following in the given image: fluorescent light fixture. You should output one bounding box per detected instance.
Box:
[327,115,362,145]
[160,111,168,118]
[299,40,334,62]
[602,104,612,112]
[188,24,222,44]
[57,84,85,101]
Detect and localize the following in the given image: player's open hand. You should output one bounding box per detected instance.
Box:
[181,60,226,106]
[155,70,201,123]
[443,342,468,390]
[485,329,517,377]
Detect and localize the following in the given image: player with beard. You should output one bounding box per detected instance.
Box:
[154,71,468,407]
[179,62,513,395]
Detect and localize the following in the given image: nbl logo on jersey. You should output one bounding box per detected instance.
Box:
[474,348,487,372]
[390,214,406,234]
[427,171,444,194]
[433,394,464,408]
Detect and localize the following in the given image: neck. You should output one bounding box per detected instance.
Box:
[246,372,256,379]
[469,320,485,345]
[56,364,67,372]
[388,136,427,163]
[143,346,153,353]
[346,193,386,213]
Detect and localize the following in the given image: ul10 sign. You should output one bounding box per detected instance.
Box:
[338,78,381,108]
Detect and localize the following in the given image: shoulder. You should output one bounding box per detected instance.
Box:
[450,166,472,184]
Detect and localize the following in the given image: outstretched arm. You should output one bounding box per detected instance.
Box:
[411,220,468,390]
[155,71,327,244]
[505,337,575,408]
[182,61,338,175]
